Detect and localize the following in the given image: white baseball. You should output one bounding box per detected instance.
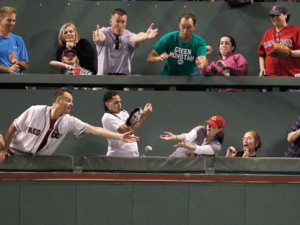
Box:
[145,145,152,152]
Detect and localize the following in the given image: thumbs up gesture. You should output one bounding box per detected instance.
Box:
[93,24,105,43]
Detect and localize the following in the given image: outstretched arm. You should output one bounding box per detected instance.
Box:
[175,139,216,156]
[84,125,139,143]
[131,23,158,48]
[147,50,170,63]
[160,132,185,141]
[50,61,74,72]
[93,24,106,44]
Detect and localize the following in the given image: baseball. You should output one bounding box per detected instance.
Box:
[145,145,153,152]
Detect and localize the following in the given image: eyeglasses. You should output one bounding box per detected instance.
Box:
[115,36,120,50]
[242,137,253,141]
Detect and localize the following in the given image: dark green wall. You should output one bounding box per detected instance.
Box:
[2,3,300,225]
[0,89,298,157]
[2,0,300,75]
[1,181,300,225]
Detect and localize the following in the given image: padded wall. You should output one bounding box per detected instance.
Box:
[2,1,300,75]
[1,181,300,225]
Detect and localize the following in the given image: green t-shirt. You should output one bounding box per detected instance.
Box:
[153,31,206,76]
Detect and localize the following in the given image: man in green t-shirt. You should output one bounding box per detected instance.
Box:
[147,13,206,76]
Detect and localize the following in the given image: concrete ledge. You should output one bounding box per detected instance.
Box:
[1,74,300,89]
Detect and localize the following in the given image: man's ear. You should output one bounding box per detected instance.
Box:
[56,97,62,105]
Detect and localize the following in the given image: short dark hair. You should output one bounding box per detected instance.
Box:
[111,8,127,17]
[179,13,196,25]
[52,88,72,103]
[103,91,119,111]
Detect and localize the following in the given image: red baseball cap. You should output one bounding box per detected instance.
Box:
[205,116,226,129]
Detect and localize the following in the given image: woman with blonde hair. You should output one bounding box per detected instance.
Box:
[56,22,96,74]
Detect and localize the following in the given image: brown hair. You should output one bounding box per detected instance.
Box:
[111,8,127,17]
[204,126,225,144]
[215,131,224,144]
[179,13,196,26]
[0,6,17,19]
[52,88,72,103]
[58,22,80,46]
[247,130,262,151]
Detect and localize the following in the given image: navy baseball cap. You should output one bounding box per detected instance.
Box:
[268,5,287,16]
[62,48,77,57]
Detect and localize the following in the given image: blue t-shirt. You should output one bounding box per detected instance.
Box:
[153,31,206,76]
[0,33,29,74]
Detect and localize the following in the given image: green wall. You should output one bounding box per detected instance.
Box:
[1,2,300,224]
[0,89,298,157]
[1,0,299,156]
[2,0,300,75]
[1,181,300,225]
